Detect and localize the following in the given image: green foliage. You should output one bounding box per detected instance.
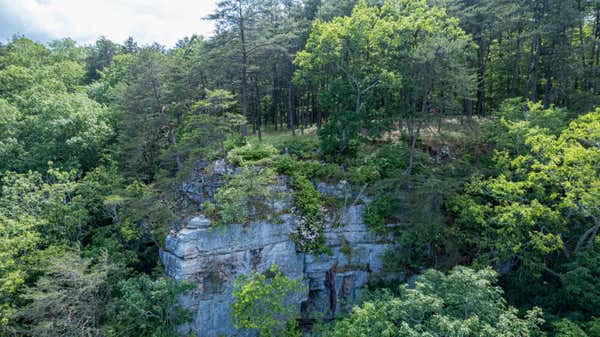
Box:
[18,251,114,337]
[296,0,474,157]
[369,142,428,178]
[319,267,544,337]
[201,201,217,218]
[232,264,305,337]
[191,88,238,116]
[228,142,279,166]
[562,239,600,316]
[105,181,175,248]
[289,175,329,254]
[552,319,588,337]
[276,137,320,160]
[291,175,323,219]
[346,164,380,185]
[495,100,569,134]
[213,166,276,225]
[273,154,342,181]
[177,113,247,167]
[1,1,600,335]
[295,1,383,157]
[364,195,394,234]
[454,107,600,277]
[0,214,38,327]
[0,38,113,173]
[273,154,307,176]
[585,318,600,337]
[109,274,195,337]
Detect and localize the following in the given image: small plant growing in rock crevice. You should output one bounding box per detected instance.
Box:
[228,142,279,167]
[289,175,330,255]
[340,236,353,257]
[364,194,395,234]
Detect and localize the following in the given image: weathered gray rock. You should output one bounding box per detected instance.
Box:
[187,215,211,229]
[162,162,397,337]
[161,202,395,337]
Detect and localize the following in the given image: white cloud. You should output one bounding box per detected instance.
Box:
[0,0,217,46]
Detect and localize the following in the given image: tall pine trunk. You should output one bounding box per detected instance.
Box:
[287,79,295,136]
[239,6,248,136]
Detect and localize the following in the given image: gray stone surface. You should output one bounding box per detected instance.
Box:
[162,166,396,337]
[162,205,395,337]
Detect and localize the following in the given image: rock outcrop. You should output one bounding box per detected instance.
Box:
[161,180,396,337]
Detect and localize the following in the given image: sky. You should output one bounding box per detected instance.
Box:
[0,0,217,47]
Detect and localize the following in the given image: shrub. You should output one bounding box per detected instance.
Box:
[289,175,329,254]
[312,163,344,180]
[318,267,544,337]
[277,137,320,159]
[369,143,409,177]
[228,143,279,166]
[223,133,247,152]
[552,319,588,337]
[201,201,217,218]
[274,154,337,180]
[231,264,305,337]
[346,164,380,185]
[110,274,195,337]
[364,195,394,233]
[273,154,305,176]
[213,166,276,224]
[291,175,323,217]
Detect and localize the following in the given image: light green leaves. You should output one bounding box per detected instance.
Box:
[320,267,543,337]
[456,103,600,276]
[232,264,305,337]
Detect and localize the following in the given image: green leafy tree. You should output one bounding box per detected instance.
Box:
[295,0,474,164]
[208,0,263,135]
[116,47,170,182]
[320,267,544,337]
[108,275,194,337]
[86,37,122,81]
[561,238,600,316]
[16,91,113,172]
[212,166,276,224]
[0,215,39,330]
[454,105,600,277]
[552,319,588,337]
[18,251,114,337]
[104,181,175,261]
[295,1,385,156]
[232,264,305,337]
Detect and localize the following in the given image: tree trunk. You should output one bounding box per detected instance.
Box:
[543,73,552,109]
[254,76,262,141]
[271,63,278,130]
[509,32,522,96]
[528,35,542,102]
[239,6,248,136]
[287,79,296,136]
[406,120,420,176]
[316,85,322,129]
[464,99,473,119]
[476,42,487,116]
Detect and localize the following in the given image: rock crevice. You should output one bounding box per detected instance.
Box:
[161,179,396,337]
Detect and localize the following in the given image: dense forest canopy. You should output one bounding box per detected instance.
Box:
[0,0,599,336]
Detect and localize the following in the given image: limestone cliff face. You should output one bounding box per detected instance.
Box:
[161,177,395,337]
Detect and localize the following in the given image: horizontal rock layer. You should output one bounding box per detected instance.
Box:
[162,205,394,337]
[162,178,396,337]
